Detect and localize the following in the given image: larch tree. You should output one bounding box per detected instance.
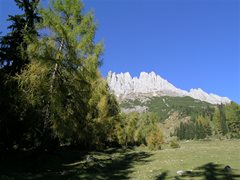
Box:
[18,0,119,149]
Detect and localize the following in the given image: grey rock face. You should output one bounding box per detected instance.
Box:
[107,71,231,104]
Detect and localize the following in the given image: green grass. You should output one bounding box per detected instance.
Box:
[131,140,240,179]
[1,140,240,179]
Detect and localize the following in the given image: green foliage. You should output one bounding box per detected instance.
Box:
[175,121,194,140]
[0,0,40,150]
[195,115,212,138]
[0,0,40,75]
[134,112,160,145]
[114,112,139,147]
[120,99,143,109]
[15,0,119,150]
[17,0,91,147]
[172,101,240,140]
[213,105,229,136]
[87,80,120,149]
[224,102,240,138]
[115,112,164,150]
[174,115,212,140]
[212,106,221,135]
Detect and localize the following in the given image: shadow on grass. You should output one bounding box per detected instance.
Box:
[0,148,152,180]
[80,150,152,179]
[155,162,240,180]
[155,171,168,180]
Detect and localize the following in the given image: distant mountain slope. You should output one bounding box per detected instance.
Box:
[107,71,231,104]
[120,96,215,122]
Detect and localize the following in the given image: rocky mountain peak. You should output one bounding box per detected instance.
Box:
[107,71,231,104]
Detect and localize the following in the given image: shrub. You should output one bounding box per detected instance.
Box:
[170,140,180,148]
[146,130,164,150]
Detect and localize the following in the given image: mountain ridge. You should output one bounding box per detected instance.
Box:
[107,71,231,105]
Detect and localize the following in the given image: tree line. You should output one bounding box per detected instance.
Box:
[173,102,240,140]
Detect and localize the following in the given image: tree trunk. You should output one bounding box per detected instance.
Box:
[42,40,64,149]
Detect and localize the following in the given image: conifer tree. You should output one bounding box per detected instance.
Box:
[213,105,229,136]
[17,0,108,148]
[219,104,229,135]
[196,115,212,138]
[224,102,240,138]
[0,0,40,150]
[212,107,222,135]
[0,0,40,74]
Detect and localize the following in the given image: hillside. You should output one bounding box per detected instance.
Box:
[107,71,239,139]
[120,96,215,122]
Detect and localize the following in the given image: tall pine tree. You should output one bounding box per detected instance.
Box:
[0,0,40,151]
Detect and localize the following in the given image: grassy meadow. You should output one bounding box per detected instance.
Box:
[131,140,240,179]
[1,140,240,180]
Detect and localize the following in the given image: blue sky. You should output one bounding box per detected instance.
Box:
[1,0,239,103]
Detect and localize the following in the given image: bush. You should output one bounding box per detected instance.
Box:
[146,130,164,150]
[170,140,180,148]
